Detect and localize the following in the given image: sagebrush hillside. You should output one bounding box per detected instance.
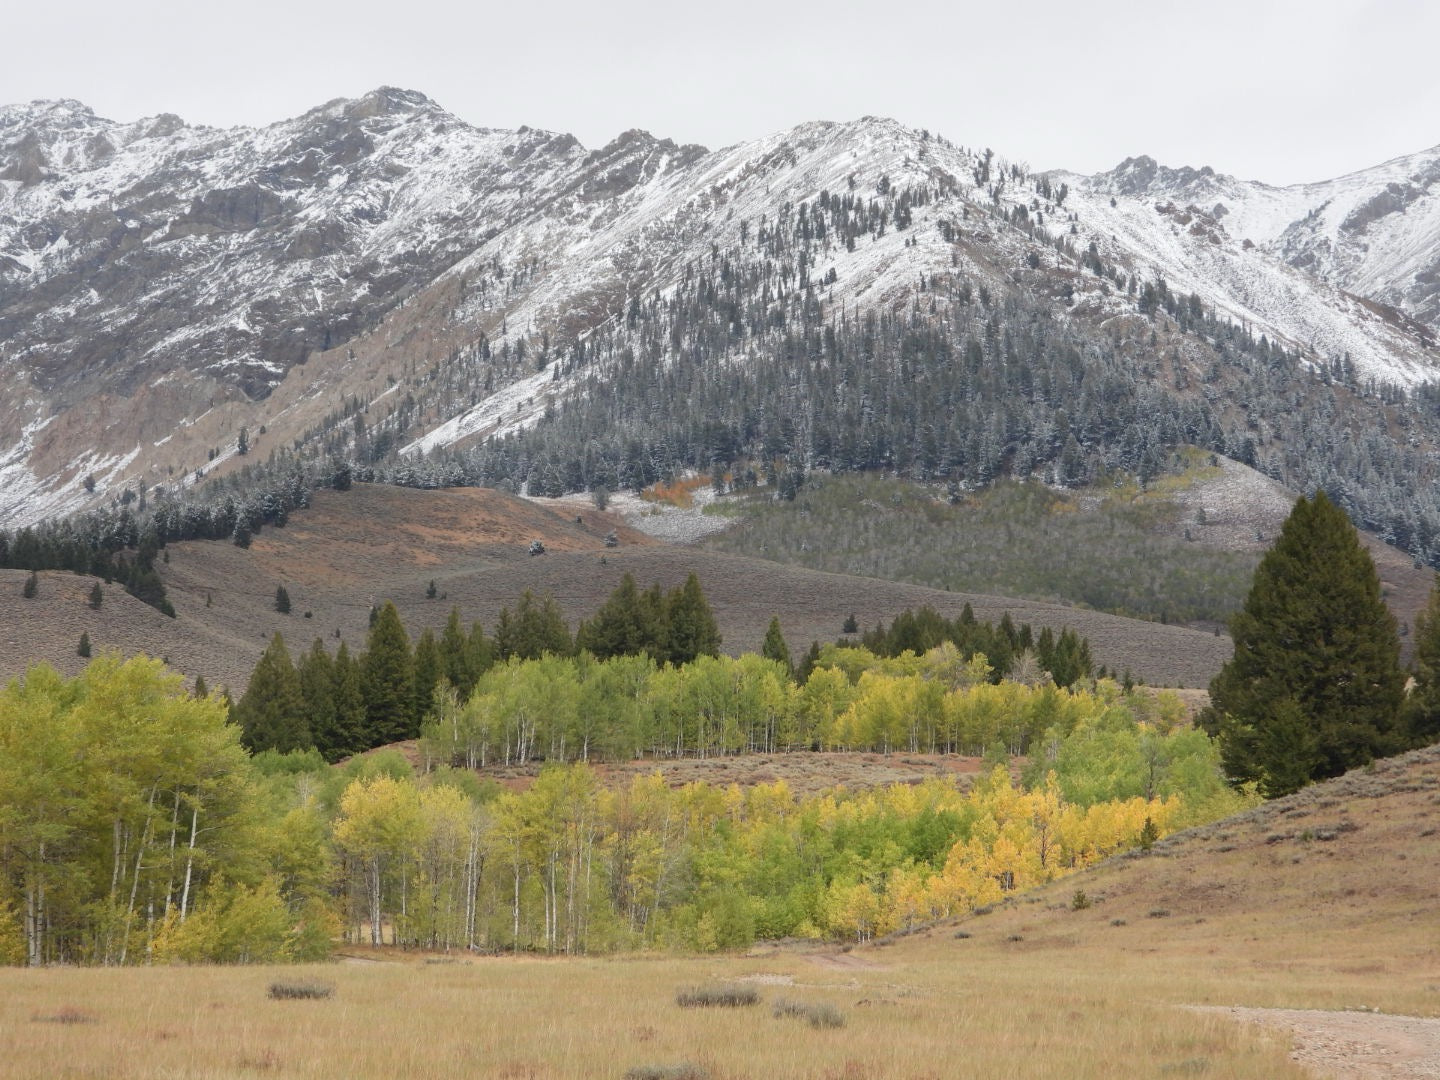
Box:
[698,455,1436,640]
[1,483,1233,692]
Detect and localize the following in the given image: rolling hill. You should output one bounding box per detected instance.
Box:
[1,482,1234,693]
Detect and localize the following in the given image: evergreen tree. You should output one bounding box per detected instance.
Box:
[234,633,309,753]
[842,613,859,635]
[439,607,473,698]
[274,585,292,615]
[330,641,367,760]
[495,590,572,660]
[76,631,90,658]
[796,640,823,685]
[661,573,721,665]
[1203,492,1404,796]
[577,573,660,660]
[297,640,338,758]
[22,571,36,598]
[1401,576,1440,748]
[412,627,443,727]
[193,673,208,698]
[761,616,793,678]
[362,601,414,744]
[464,620,494,690]
[88,582,103,610]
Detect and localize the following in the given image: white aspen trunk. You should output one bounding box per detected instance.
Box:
[118,790,156,965]
[399,870,408,947]
[369,858,383,946]
[179,806,199,921]
[26,844,44,967]
[163,792,181,914]
[511,861,520,952]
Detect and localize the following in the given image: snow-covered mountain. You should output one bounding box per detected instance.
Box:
[2,88,1439,528]
[1067,145,1440,337]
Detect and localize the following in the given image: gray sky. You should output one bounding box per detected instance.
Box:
[6,0,1437,185]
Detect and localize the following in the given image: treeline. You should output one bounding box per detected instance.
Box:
[420,644,1095,768]
[234,573,726,759]
[234,575,1095,762]
[0,652,1247,964]
[857,603,1094,688]
[0,465,333,616]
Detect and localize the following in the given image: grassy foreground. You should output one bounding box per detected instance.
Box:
[5,745,1437,1080]
[4,949,1312,1080]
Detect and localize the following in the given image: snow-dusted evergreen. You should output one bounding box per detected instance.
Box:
[2,89,1439,554]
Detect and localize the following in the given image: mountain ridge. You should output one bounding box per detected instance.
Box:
[4,88,1440,538]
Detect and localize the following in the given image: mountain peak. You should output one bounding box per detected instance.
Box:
[0,98,103,132]
[1099,155,1221,196]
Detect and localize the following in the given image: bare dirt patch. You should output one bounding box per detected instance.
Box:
[1191,1007,1440,1080]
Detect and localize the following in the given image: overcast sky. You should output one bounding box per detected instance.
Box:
[5,0,1437,185]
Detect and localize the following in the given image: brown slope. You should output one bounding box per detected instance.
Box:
[2,483,1231,693]
[886,742,1440,1018]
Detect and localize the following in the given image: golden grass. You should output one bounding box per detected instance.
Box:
[1,952,1313,1080]
[4,747,1436,1079]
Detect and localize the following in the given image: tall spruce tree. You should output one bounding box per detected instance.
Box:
[662,573,721,665]
[577,573,661,660]
[234,632,308,752]
[495,590,572,660]
[761,616,793,678]
[1401,576,1440,748]
[412,627,443,726]
[1203,491,1404,797]
[362,601,414,744]
[297,639,338,758]
[440,607,474,698]
[330,641,367,759]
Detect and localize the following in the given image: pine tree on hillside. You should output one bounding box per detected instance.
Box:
[274,585,291,615]
[577,573,661,660]
[22,571,36,598]
[1203,491,1404,797]
[1401,576,1440,748]
[761,616,793,678]
[412,628,443,727]
[796,640,823,685]
[662,573,721,665]
[88,582,103,610]
[297,639,338,758]
[77,631,90,658]
[362,601,414,745]
[464,620,494,688]
[330,641,367,760]
[495,590,572,661]
[440,607,474,697]
[234,632,309,753]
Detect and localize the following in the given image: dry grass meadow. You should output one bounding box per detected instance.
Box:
[5,745,1436,1080]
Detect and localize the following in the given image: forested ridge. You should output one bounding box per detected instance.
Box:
[8,163,1440,605]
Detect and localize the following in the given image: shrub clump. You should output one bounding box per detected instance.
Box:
[773,998,846,1029]
[624,1065,710,1080]
[267,980,334,1000]
[674,984,759,1009]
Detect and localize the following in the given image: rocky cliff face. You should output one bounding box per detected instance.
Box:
[2,90,1438,528]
